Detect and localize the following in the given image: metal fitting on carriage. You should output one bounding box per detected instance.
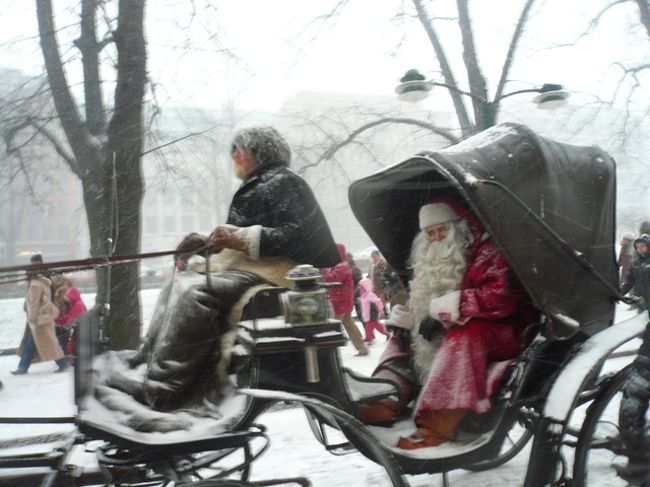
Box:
[282,265,331,326]
[462,171,482,188]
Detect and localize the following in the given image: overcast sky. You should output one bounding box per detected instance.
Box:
[0,0,645,113]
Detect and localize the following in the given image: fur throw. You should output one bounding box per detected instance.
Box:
[206,249,296,288]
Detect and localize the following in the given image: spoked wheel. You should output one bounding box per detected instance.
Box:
[572,365,631,486]
[463,406,535,472]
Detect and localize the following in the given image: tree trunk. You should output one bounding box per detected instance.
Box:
[104,0,147,349]
[36,0,147,350]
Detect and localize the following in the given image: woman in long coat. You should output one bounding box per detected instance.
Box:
[12,273,67,375]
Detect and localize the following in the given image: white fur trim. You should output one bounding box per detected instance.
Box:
[411,329,444,384]
[217,283,274,387]
[419,203,458,229]
[429,290,461,323]
[187,255,206,272]
[237,225,262,259]
[385,304,414,330]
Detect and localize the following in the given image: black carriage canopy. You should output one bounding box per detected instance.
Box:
[349,123,619,337]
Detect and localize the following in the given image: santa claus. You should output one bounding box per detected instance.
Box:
[359,197,535,450]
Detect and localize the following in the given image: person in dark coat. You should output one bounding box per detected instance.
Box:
[618,235,650,485]
[104,126,339,424]
[621,234,650,315]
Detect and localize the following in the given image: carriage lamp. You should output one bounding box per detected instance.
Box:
[282,265,334,383]
[282,265,331,326]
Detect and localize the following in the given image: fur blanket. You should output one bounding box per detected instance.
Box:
[92,253,294,434]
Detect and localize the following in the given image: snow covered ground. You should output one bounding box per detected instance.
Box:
[0,293,642,486]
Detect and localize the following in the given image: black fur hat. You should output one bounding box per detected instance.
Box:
[634,234,650,248]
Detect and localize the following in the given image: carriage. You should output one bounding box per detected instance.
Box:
[0,123,646,486]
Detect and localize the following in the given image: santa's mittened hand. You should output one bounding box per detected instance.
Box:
[388,327,411,352]
[419,317,443,341]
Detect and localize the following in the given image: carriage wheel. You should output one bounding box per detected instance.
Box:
[572,365,631,486]
[463,406,535,472]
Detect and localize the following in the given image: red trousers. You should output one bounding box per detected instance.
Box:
[365,320,389,341]
[413,319,521,421]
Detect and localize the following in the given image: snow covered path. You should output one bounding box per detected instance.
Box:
[0,299,640,486]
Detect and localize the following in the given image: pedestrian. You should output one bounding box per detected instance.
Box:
[368,250,388,302]
[12,254,68,375]
[358,277,389,344]
[53,276,88,359]
[321,244,369,356]
[618,232,635,285]
[52,274,72,352]
[621,234,650,316]
[346,252,365,328]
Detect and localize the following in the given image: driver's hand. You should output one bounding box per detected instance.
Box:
[175,232,210,267]
[209,225,247,252]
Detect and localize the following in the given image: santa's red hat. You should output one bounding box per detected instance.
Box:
[418,198,462,229]
[418,197,483,234]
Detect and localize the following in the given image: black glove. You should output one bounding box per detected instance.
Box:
[388,326,411,352]
[419,317,443,341]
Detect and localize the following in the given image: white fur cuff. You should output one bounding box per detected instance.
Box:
[385,304,414,330]
[237,225,262,259]
[429,290,461,323]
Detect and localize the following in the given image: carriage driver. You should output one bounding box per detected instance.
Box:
[105,126,339,422]
[359,197,536,449]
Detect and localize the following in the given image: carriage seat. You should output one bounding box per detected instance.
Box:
[342,367,401,404]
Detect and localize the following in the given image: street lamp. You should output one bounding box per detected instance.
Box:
[395,69,569,127]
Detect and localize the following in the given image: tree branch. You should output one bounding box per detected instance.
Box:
[456,0,491,129]
[298,116,459,174]
[493,0,537,108]
[36,0,94,174]
[76,0,108,135]
[412,0,473,136]
[634,0,650,44]
[31,121,79,174]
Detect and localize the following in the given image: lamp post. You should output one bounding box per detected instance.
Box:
[395,69,569,129]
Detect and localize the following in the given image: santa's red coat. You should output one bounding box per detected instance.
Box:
[378,234,536,419]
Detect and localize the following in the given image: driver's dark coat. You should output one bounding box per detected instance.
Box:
[227,161,339,268]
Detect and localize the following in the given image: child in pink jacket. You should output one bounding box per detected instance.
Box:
[358,277,389,343]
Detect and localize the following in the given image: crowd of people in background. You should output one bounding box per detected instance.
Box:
[10,254,87,376]
[321,245,406,353]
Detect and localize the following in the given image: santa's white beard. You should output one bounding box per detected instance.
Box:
[409,231,467,323]
[408,225,470,383]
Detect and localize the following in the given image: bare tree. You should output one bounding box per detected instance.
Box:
[24,0,147,349]
[306,0,539,163]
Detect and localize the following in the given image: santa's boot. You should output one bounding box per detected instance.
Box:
[357,365,415,424]
[397,409,467,449]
